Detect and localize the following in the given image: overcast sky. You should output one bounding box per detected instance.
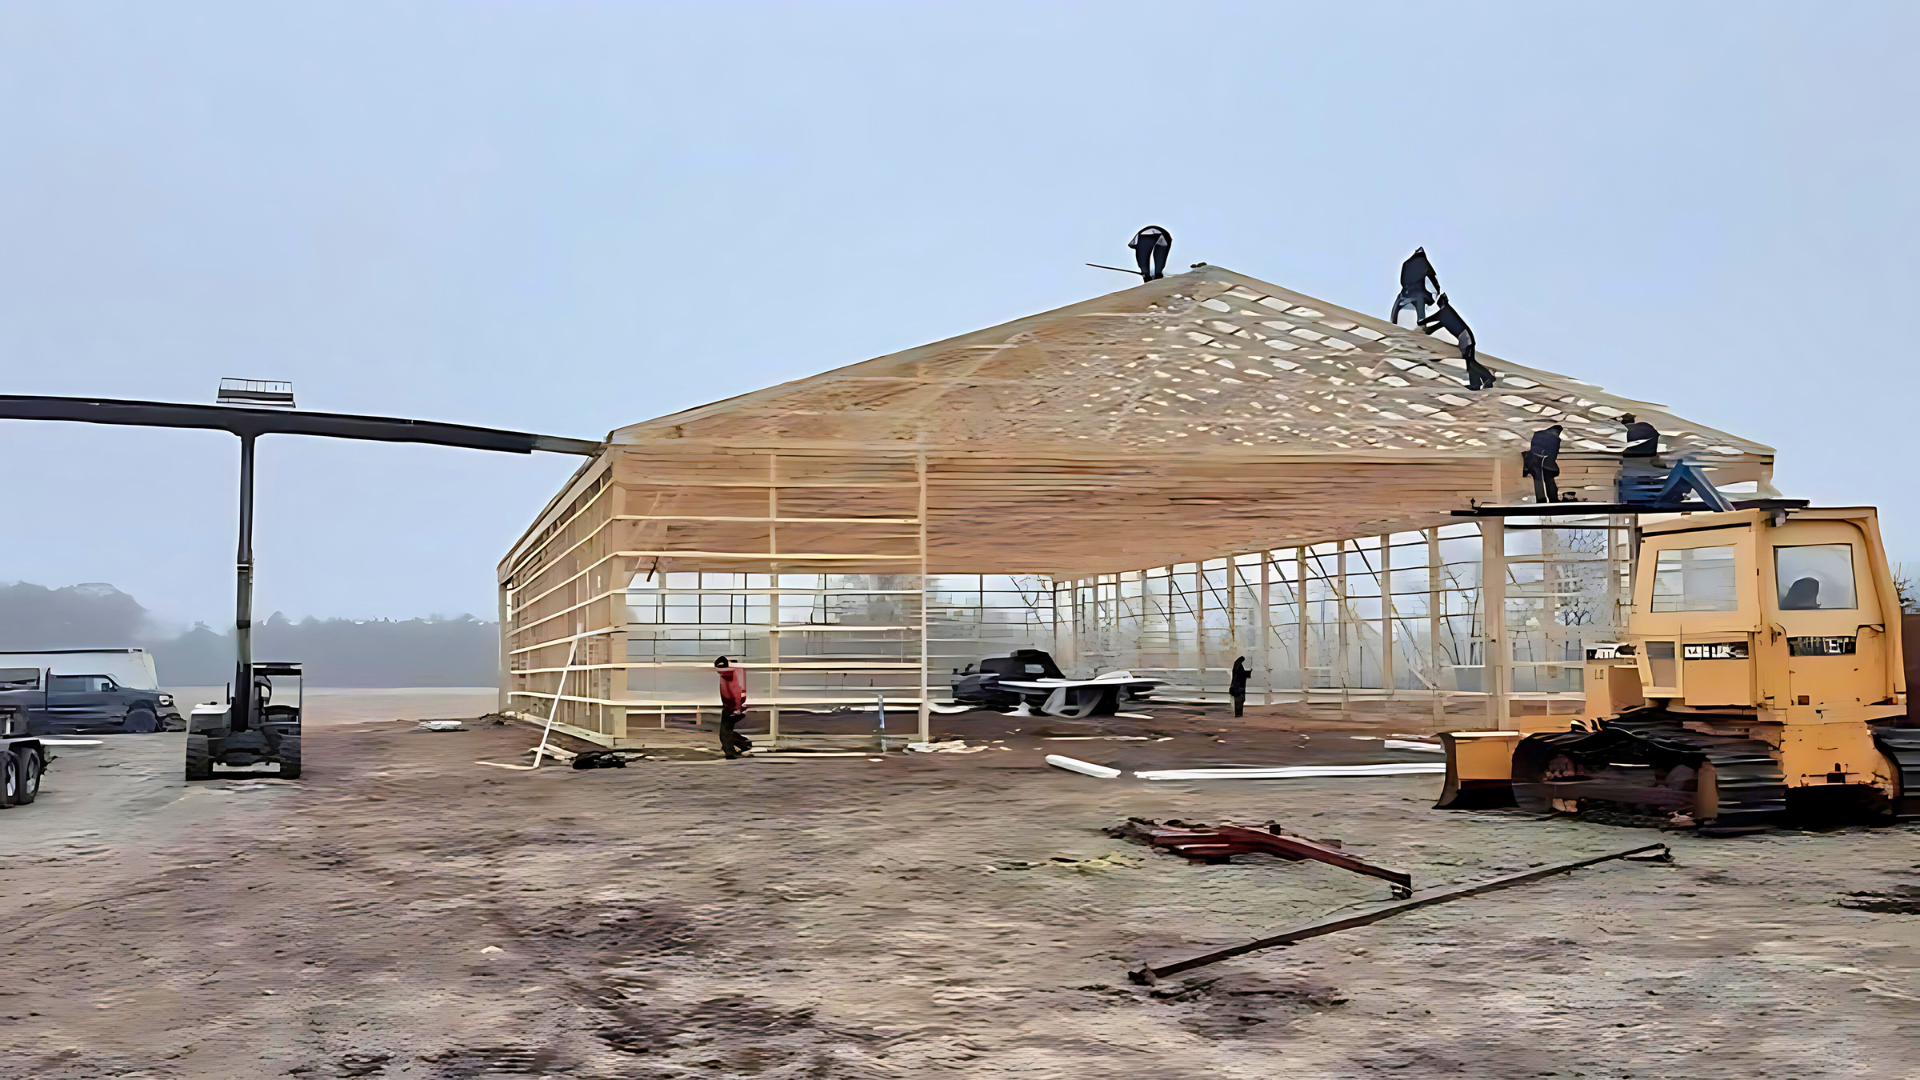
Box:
[2,2,1915,628]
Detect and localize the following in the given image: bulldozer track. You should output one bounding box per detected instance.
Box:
[1513,711,1787,831]
[1872,729,1920,821]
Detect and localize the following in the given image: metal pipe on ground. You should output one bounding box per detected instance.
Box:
[1128,842,1671,985]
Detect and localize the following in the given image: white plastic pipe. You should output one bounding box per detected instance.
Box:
[1134,762,1444,781]
[1045,754,1122,779]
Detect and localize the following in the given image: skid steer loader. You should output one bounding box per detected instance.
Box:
[1436,506,1920,833]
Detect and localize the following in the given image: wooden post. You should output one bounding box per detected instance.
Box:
[1543,516,1562,683]
[497,580,512,714]
[1259,550,1272,705]
[1051,578,1061,659]
[1619,513,1638,634]
[1227,556,1239,667]
[1297,547,1310,696]
[1195,562,1207,699]
[1428,527,1444,727]
[1067,578,1079,671]
[607,485,628,742]
[767,454,781,745]
[917,452,930,744]
[1336,544,1349,715]
[1380,534,1394,698]
[1483,517,1509,729]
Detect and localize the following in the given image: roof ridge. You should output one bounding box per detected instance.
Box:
[611,265,1771,461]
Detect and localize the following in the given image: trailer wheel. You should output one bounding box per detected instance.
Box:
[185,734,213,781]
[13,749,39,805]
[277,732,301,780]
[0,752,17,808]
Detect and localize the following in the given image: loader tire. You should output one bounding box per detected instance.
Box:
[13,748,39,805]
[0,752,17,808]
[185,734,213,782]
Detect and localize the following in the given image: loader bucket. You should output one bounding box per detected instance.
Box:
[1434,731,1522,809]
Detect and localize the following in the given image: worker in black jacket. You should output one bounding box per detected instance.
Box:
[1419,294,1495,390]
[1523,425,1564,503]
[1619,413,1660,457]
[1130,225,1172,282]
[1391,247,1440,324]
[1229,656,1251,718]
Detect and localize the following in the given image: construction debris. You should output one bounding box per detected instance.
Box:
[1382,739,1445,754]
[993,852,1143,873]
[905,740,990,754]
[1109,818,1412,897]
[1045,754,1121,779]
[571,749,637,769]
[1128,842,1671,985]
[475,741,577,771]
[418,720,466,732]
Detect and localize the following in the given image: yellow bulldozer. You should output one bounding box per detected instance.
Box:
[1437,506,1920,834]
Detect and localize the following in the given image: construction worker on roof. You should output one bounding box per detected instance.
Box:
[1419,294,1495,391]
[1523,425,1564,503]
[1619,413,1660,457]
[1391,247,1441,324]
[1129,226,1172,282]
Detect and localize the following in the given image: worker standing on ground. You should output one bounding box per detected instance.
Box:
[1620,413,1660,457]
[1523,424,1564,503]
[1390,247,1440,324]
[1419,294,1494,390]
[1229,656,1251,718]
[1130,225,1172,282]
[713,656,752,759]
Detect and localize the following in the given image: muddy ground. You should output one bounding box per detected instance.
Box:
[1,698,1916,1079]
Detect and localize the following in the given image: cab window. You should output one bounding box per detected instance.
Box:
[1650,545,1738,612]
[1775,544,1857,610]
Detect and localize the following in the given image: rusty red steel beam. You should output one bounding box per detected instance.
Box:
[1120,821,1333,859]
[1162,844,1261,859]
[1208,825,1413,897]
[1124,820,1413,898]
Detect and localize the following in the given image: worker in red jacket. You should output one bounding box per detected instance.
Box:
[714,656,752,759]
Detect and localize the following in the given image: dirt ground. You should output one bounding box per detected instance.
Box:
[2,695,1917,1079]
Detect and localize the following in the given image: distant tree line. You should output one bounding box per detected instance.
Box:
[0,581,498,687]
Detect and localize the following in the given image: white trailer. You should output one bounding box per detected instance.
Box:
[0,649,163,691]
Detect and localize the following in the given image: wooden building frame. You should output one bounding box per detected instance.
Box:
[498,266,1774,747]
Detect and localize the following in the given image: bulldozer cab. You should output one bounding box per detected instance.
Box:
[1626,508,1904,722]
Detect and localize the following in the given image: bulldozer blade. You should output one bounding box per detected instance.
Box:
[1434,731,1521,810]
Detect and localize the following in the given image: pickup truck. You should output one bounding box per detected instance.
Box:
[0,667,182,735]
